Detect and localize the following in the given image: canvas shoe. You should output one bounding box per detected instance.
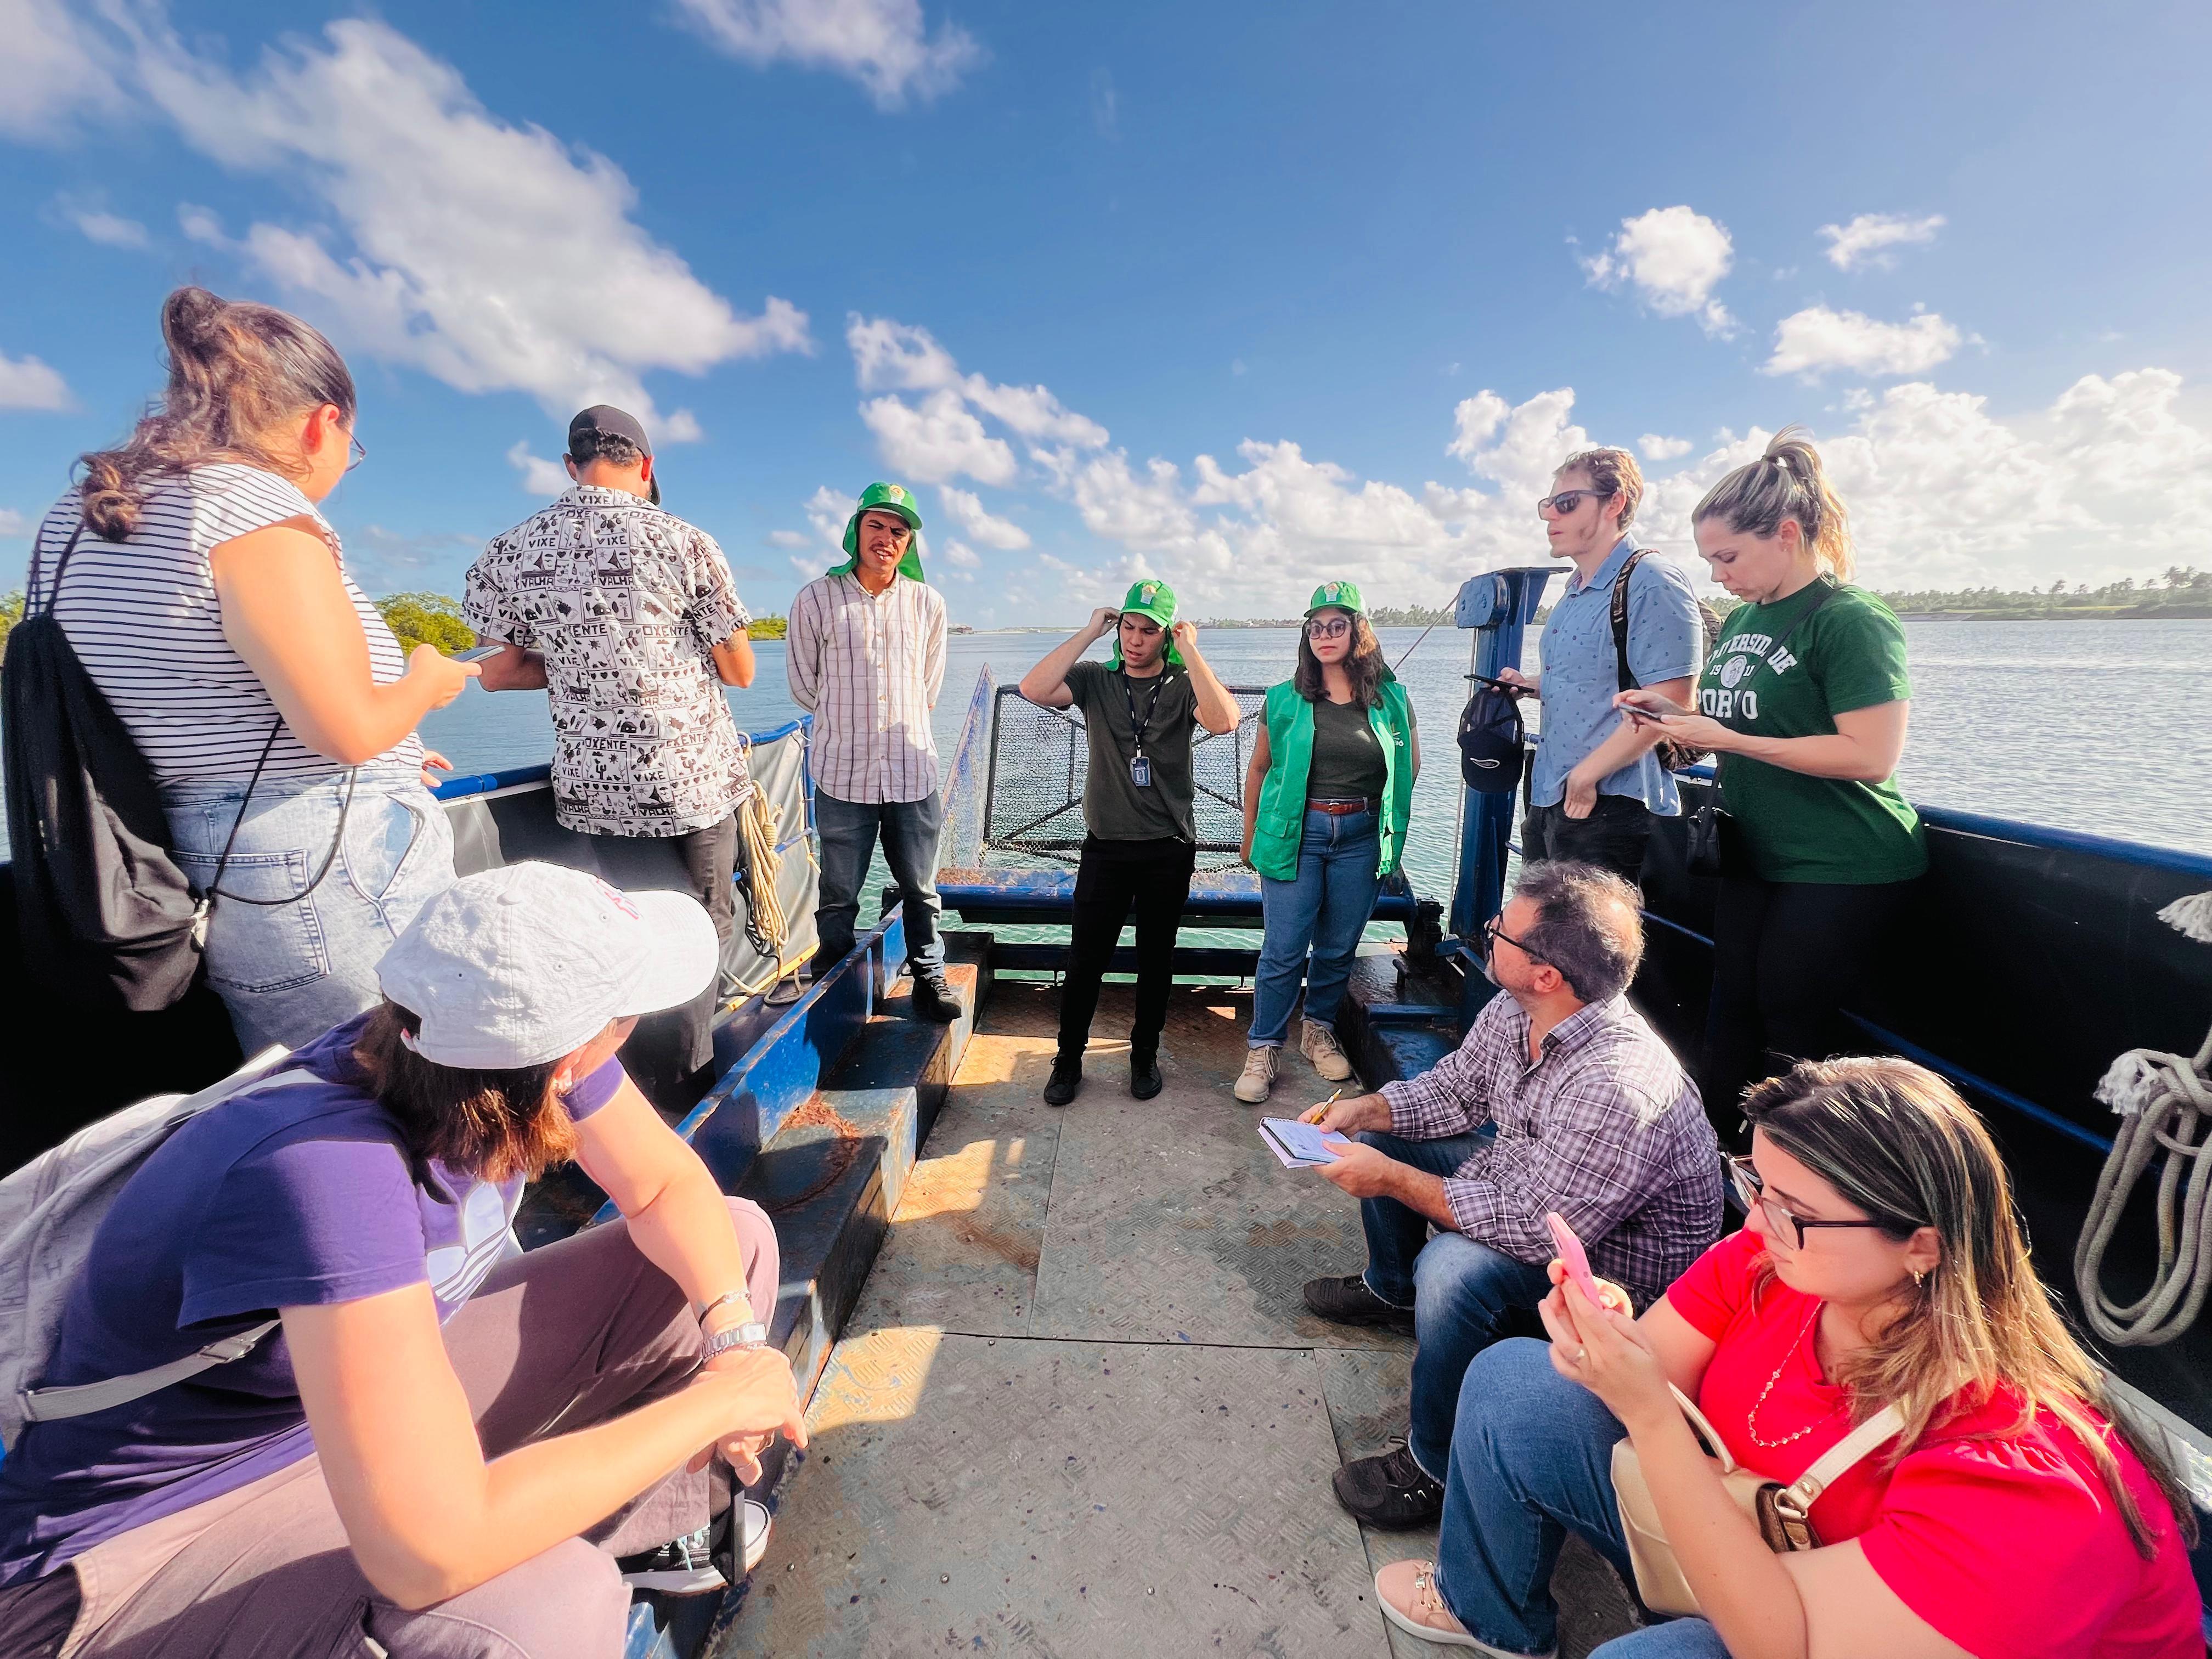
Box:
[1233,1045,1278,1103]
[1373,1560,1555,1656]
[1042,1053,1084,1107]
[1301,1019,1355,1082]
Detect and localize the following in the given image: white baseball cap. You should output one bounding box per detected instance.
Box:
[376,862,720,1069]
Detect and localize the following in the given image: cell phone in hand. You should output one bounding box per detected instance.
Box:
[1547,1211,1603,1307]
[454,643,505,663]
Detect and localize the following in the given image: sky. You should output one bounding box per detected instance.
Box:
[3,0,2211,625]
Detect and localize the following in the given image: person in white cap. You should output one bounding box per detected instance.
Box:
[0,862,799,1659]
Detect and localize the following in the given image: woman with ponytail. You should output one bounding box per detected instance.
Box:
[1619,428,1927,1116]
[25,287,477,1050]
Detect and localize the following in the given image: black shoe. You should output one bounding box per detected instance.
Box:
[1332,1438,1446,1530]
[909,969,961,1023]
[1301,1273,1417,1334]
[1042,1053,1084,1107]
[1128,1049,1163,1099]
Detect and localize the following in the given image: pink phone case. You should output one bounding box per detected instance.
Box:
[1547,1211,1601,1304]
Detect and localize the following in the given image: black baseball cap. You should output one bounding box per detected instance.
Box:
[566,405,659,505]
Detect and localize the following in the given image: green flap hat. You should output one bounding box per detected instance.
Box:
[832,482,926,581]
[1107,577,1184,669]
[1305,579,1364,617]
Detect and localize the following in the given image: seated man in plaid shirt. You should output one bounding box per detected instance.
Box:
[1297,861,1722,1528]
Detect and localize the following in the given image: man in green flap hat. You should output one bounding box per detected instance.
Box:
[788,482,958,1020]
[1017,580,1242,1104]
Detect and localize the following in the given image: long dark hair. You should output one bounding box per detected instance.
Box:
[1293,612,1386,707]
[77,286,356,541]
[354,1002,579,1184]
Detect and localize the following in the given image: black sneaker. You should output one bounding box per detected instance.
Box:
[1332,1438,1446,1530]
[1042,1053,1084,1107]
[1301,1273,1417,1333]
[909,969,961,1023]
[1128,1049,1163,1099]
[619,1500,772,1593]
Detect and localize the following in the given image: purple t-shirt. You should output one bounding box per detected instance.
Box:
[0,1013,625,1586]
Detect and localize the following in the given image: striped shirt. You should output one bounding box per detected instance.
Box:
[786,573,947,804]
[466,487,753,838]
[1381,991,1722,1308]
[27,466,423,785]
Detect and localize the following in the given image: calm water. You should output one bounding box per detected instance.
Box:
[417,619,2212,904]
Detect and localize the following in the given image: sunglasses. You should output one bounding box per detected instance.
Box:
[1727,1156,1894,1251]
[1306,617,1352,639]
[1537,488,1609,518]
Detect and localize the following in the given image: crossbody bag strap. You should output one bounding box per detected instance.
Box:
[1666,1381,1742,1474]
[29,518,89,620]
[1610,548,1653,693]
[1774,1402,1908,1518]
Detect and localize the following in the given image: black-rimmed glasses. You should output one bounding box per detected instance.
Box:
[346,431,368,472]
[1482,915,1554,970]
[1537,488,1609,518]
[1728,1156,1894,1250]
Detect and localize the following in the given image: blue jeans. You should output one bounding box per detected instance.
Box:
[1434,1339,1727,1659]
[812,789,944,974]
[163,764,456,1053]
[1249,808,1381,1047]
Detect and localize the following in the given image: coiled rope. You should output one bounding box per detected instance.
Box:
[723,737,815,1002]
[2073,889,2212,1347]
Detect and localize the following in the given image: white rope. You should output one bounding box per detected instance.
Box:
[718,737,812,1003]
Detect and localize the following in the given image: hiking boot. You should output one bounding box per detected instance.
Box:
[1302,1273,1417,1333]
[1301,1019,1355,1082]
[1130,1049,1164,1100]
[1042,1053,1084,1107]
[619,1499,772,1593]
[909,968,961,1023]
[1333,1438,1446,1529]
[1374,1560,1550,1656]
[1233,1045,1278,1103]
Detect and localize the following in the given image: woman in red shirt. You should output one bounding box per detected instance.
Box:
[1372,1056,2203,1658]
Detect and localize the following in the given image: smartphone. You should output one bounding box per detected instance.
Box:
[1546,1211,1602,1306]
[454,643,506,663]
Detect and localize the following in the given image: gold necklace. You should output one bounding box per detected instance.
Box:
[1745,1301,1841,1449]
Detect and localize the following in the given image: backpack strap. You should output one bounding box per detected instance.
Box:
[17,1321,280,1424]
[27,519,88,623]
[1610,548,1654,693]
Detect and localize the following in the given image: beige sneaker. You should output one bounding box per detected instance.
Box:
[1233,1045,1278,1103]
[1373,1560,1553,1656]
[1301,1019,1355,1082]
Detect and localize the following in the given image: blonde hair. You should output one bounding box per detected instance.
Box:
[1691,426,1854,581]
[1558,447,1644,531]
[1745,1058,2196,1559]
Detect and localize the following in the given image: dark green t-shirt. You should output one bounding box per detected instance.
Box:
[1064,660,1200,842]
[1306,696,1390,801]
[1702,582,1928,885]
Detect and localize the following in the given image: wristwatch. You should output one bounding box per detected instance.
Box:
[701,1319,771,1361]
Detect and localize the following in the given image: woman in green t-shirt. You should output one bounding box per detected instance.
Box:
[1234,583,1419,1104]
[1623,429,1926,1116]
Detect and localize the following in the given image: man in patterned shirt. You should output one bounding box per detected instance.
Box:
[465,405,757,1105]
[787,483,958,1022]
[1297,862,1720,1528]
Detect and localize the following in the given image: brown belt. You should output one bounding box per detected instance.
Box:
[1307,797,1375,816]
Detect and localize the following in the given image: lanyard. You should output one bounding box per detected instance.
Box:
[1120,670,1169,758]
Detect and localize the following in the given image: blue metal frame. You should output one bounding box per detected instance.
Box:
[431,718,814,804]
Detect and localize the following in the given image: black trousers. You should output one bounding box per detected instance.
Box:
[1057,835,1198,1060]
[582,813,738,1110]
[1519,794,1654,886]
[1702,873,1914,1122]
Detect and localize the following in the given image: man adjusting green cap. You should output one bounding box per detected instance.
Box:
[831,482,926,581]
[1107,577,1185,669]
[1305,579,1364,616]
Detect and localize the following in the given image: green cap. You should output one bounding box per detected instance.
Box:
[1305,579,1363,617]
[831,482,926,581]
[1107,577,1184,669]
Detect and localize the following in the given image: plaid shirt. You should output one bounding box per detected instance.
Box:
[1381,992,1721,1308]
[786,572,947,804]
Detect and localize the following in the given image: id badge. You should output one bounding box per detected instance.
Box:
[1129,755,1153,789]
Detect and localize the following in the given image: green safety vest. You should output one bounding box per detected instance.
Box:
[1250,677,1417,883]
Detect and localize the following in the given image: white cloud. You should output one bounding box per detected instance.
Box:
[936,486,1029,550]
[1820,212,1945,272]
[941,539,982,569]
[0,0,123,140]
[1639,434,1692,461]
[846,317,1105,487]
[766,529,811,549]
[504,441,571,495]
[805,485,853,547]
[1763,305,1962,379]
[57,195,148,249]
[177,203,225,245]
[1091,67,1118,140]
[1581,206,1735,335]
[122,18,809,427]
[672,0,981,109]
[0,509,30,539]
[861,389,1017,486]
[0,352,73,411]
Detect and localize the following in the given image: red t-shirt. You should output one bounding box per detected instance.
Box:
[1666,1228,2202,1659]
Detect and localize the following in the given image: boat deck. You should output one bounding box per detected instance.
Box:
[718,977,1639,1657]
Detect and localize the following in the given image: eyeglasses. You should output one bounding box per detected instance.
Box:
[1306,617,1351,639]
[1727,1156,1894,1251]
[1537,488,1609,518]
[346,430,368,473]
[1482,915,1554,970]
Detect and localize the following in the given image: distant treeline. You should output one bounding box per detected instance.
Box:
[1872,566,2212,619]
[370,594,788,653]
[1204,603,1455,628]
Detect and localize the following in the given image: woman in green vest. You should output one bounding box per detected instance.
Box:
[1235,582,1419,1103]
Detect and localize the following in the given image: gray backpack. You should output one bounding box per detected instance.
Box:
[0,1047,309,1449]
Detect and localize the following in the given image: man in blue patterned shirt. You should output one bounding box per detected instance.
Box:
[1297,862,1720,1528]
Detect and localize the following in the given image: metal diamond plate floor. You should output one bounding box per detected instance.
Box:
[718,980,1638,1658]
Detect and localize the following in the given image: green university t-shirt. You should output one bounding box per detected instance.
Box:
[1702,582,1928,885]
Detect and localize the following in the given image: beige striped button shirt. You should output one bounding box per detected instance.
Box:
[786,572,947,803]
